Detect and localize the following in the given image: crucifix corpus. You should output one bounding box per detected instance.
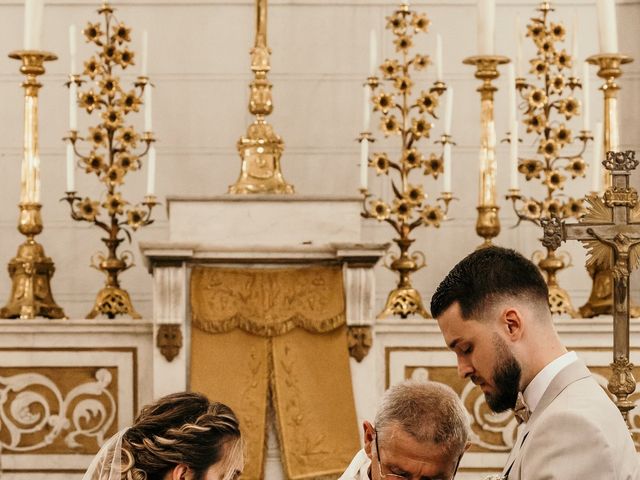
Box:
[542,150,640,424]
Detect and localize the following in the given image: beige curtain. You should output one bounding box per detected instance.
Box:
[189,266,360,480]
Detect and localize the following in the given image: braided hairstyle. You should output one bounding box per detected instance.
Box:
[121,392,242,480]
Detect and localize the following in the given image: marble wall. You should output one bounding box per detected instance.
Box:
[0,0,638,319]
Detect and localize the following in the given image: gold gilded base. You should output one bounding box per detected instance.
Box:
[86,286,141,319]
[476,205,500,248]
[579,267,640,318]
[378,286,430,319]
[0,239,65,319]
[548,285,578,318]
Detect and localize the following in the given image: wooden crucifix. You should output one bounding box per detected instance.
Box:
[542,150,640,424]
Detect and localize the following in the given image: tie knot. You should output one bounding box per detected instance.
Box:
[514,392,530,425]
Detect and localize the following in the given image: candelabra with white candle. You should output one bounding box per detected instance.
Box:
[463,0,509,247]
[62,1,157,319]
[1,0,66,319]
[359,2,455,319]
[505,1,591,318]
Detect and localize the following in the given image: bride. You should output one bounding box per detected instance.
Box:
[83,392,243,480]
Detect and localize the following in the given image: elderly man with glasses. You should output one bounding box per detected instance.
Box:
[339,380,470,480]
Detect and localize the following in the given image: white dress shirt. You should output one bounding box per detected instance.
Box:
[523,351,578,414]
[339,449,371,480]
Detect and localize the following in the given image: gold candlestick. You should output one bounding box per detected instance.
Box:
[579,53,635,318]
[63,2,157,319]
[0,51,65,320]
[361,3,455,319]
[229,0,293,194]
[505,2,591,317]
[463,55,510,247]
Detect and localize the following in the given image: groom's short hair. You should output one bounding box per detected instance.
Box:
[374,380,470,457]
[430,245,549,320]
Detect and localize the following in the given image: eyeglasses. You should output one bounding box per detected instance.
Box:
[373,430,462,480]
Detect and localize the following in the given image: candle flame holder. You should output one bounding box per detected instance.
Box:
[361,3,455,319]
[505,1,591,317]
[63,2,157,319]
[0,50,66,320]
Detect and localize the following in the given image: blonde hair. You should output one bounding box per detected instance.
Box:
[121,392,242,480]
[375,380,470,457]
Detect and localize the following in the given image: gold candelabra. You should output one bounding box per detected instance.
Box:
[229,0,293,194]
[579,53,636,317]
[505,2,590,317]
[0,51,66,319]
[63,2,157,319]
[462,55,510,247]
[361,3,454,319]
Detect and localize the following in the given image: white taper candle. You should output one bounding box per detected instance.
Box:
[147,145,156,196]
[66,143,75,192]
[436,34,443,82]
[515,14,524,77]
[596,0,618,53]
[69,24,77,74]
[69,80,78,131]
[582,62,590,131]
[443,143,452,193]
[477,0,495,55]
[363,84,371,132]
[369,29,377,76]
[444,87,453,135]
[360,139,368,190]
[592,122,603,193]
[144,85,153,132]
[510,120,519,190]
[507,63,517,127]
[142,30,149,77]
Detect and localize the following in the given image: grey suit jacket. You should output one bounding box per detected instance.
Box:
[502,360,639,480]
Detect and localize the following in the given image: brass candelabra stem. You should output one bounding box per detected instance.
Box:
[229,0,293,194]
[0,51,65,320]
[63,2,157,319]
[361,3,455,319]
[463,55,510,247]
[579,53,636,318]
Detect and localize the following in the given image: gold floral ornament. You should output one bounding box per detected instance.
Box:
[126,207,146,230]
[373,92,395,114]
[518,158,544,180]
[565,157,586,178]
[507,2,591,319]
[371,153,391,175]
[370,200,391,221]
[103,192,127,215]
[119,90,141,113]
[359,3,453,319]
[77,198,101,222]
[411,117,431,139]
[423,153,443,178]
[420,205,444,227]
[562,197,585,218]
[64,2,157,320]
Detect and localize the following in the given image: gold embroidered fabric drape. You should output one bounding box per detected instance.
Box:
[189,266,360,480]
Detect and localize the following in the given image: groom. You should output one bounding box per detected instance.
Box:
[431,246,639,479]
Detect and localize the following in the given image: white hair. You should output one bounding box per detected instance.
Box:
[374,380,470,456]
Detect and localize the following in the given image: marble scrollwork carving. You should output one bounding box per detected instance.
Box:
[0,368,117,453]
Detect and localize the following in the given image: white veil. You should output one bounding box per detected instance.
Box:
[82,428,128,480]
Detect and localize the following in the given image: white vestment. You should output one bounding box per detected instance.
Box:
[339,449,371,480]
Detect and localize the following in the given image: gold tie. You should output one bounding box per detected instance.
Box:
[514,392,530,424]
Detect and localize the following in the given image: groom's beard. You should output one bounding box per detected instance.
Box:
[485,334,522,413]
